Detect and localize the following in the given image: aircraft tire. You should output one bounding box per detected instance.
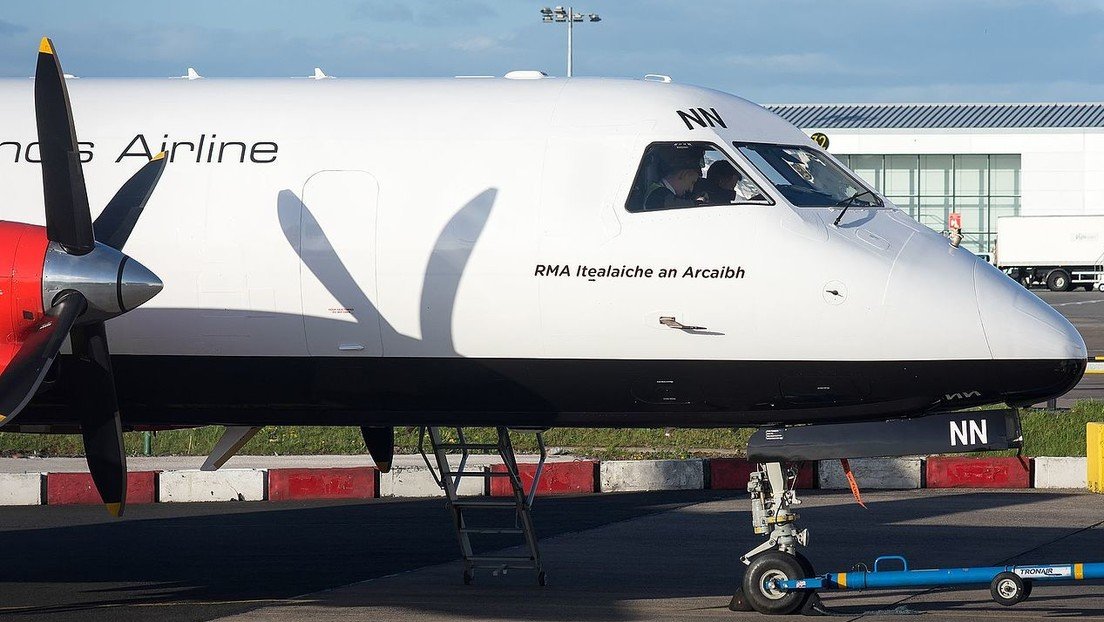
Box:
[741,551,808,615]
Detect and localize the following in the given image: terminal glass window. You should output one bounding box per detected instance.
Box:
[835,153,1021,253]
[625,142,769,212]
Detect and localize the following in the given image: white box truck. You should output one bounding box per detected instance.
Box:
[995,215,1104,291]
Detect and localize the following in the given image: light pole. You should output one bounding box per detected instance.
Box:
[540,6,601,77]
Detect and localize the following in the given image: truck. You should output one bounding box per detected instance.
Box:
[995,215,1104,291]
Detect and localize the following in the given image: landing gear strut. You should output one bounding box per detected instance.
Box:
[730,462,822,615]
[741,462,807,563]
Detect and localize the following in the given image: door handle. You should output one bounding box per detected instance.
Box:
[659,316,707,331]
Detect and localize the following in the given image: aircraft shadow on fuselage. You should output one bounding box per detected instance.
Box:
[277,186,498,354]
[20,187,562,425]
[0,491,1099,620]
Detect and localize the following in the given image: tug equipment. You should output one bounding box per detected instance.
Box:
[773,556,1104,608]
[733,408,1033,614]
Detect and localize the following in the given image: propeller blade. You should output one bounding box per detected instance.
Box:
[93,153,167,251]
[70,321,127,516]
[34,37,94,255]
[0,292,85,426]
[360,426,394,473]
[201,426,261,471]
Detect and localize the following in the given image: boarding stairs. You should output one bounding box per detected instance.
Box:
[419,426,547,585]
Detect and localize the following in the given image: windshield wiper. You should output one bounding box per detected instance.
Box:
[832,189,877,227]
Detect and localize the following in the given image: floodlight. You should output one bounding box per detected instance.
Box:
[539,5,603,77]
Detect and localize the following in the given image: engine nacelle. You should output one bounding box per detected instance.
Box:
[0,222,49,370]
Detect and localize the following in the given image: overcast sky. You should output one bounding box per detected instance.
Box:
[1,0,1103,103]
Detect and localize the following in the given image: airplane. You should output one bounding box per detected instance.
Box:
[0,39,1085,614]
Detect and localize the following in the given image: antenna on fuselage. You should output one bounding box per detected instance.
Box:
[170,67,203,80]
[293,67,334,79]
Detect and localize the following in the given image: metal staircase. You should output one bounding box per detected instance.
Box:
[419,426,547,585]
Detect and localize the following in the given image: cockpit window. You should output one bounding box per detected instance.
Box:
[626,142,770,212]
[735,142,883,208]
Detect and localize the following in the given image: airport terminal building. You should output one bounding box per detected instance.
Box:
[766,103,1104,253]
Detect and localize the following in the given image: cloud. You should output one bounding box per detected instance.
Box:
[352,0,497,26]
[1041,0,1104,13]
[351,1,415,23]
[449,34,514,53]
[722,52,868,77]
[0,19,25,37]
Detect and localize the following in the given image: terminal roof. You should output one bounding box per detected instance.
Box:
[766,102,1104,129]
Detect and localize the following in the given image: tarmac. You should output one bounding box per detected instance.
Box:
[1,489,1102,622]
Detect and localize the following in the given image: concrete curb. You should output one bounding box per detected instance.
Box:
[159,469,266,502]
[0,453,1097,506]
[1034,456,1088,489]
[818,457,923,490]
[599,459,704,492]
[379,465,482,497]
[0,472,42,505]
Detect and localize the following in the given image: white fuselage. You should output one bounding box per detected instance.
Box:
[0,77,1085,370]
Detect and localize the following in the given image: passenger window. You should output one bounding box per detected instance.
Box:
[625,142,769,212]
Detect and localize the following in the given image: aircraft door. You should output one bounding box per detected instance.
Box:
[300,170,383,356]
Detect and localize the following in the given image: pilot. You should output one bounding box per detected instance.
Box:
[697,159,767,204]
[642,149,704,210]
[697,160,740,204]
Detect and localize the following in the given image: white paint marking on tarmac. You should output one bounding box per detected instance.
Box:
[1051,299,1104,307]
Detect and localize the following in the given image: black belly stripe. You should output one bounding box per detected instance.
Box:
[18,356,1085,428]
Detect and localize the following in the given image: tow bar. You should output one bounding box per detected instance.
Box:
[774,555,1104,608]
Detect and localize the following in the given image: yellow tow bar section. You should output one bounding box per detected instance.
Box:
[1090,422,1104,493]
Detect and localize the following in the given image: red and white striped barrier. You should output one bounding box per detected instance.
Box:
[925,456,1031,489]
[47,472,157,505]
[489,460,596,497]
[269,467,376,501]
[0,455,1092,506]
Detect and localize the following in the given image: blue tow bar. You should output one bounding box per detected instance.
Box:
[777,555,1104,593]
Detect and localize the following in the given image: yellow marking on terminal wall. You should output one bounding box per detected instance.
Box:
[1094,356,1104,361]
[38,37,54,55]
[1075,563,1085,580]
[837,573,847,588]
[1090,423,1104,494]
[1085,370,1104,375]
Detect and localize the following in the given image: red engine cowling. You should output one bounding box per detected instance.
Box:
[0,221,49,375]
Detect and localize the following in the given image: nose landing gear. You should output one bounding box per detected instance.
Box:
[730,462,825,615]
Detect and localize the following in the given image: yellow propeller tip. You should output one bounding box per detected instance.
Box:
[152,151,167,161]
[38,37,54,55]
[376,461,391,473]
[105,502,123,517]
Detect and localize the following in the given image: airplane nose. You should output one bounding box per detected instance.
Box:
[117,256,163,312]
[973,259,1086,360]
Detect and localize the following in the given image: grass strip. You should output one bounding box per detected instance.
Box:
[1,401,1100,460]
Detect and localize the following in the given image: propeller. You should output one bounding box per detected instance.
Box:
[360,426,394,473]
[0,38,166,516]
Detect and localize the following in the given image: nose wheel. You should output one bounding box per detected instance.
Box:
[741,551,814,615]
